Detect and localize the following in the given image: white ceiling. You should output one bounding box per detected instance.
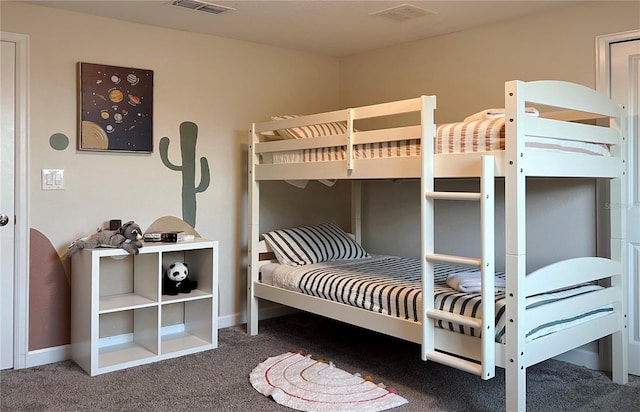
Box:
[25,0,582,57]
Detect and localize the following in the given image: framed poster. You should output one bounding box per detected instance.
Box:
[78,62,153,152]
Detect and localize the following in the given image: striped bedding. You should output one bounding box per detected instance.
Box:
[263,139,421,164]
[439,118,610,156]
[260,118,610,164]
[260,255,613,343]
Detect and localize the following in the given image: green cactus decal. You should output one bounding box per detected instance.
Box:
[160,122,210,228]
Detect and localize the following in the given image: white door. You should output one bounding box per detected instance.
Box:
[1,31,28,371]
[599,32,640,376]
[0,39,16,370]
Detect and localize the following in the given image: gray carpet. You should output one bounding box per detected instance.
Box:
[1,312,638,411]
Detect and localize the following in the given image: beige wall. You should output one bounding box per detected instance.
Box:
[3,0,638,355]
[339,1,639,271]
[339,1,640,123]
[1,1,346,350]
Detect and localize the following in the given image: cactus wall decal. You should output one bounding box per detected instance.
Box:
[160,121,210,228]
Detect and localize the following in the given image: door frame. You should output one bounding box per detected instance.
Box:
[596,29,640,375]
[1,31,30,370]
[596,29,640,92]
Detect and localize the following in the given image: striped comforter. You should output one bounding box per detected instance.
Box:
[262,255,612,343]
[261,118,611,165]
[436,118,504,153]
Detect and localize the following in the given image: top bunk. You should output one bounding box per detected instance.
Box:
[249,80,625,180]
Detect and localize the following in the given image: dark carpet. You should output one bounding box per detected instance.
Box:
[1,312,638,411]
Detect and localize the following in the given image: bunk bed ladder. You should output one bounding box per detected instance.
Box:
[422,155,496,380]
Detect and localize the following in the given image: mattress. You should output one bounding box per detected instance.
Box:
[260,118,610,164]
[260,255,613,343]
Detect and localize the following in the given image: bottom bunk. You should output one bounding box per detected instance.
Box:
[259,255,615,347]
[247,223,627,410]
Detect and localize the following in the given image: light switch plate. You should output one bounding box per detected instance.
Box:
[41,169,64,190]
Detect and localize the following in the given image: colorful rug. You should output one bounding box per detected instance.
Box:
[250,352,408,412]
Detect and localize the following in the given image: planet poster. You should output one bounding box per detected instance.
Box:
[78,62,153,152]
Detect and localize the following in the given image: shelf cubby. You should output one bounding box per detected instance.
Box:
[98,307,158,370]
[161,298,213,355]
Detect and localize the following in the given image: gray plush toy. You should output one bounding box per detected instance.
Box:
[68,221,143,256]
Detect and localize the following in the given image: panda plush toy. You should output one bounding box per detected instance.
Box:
[163,262,198,295]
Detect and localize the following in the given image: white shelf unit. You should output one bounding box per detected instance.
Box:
[71,238,218,376]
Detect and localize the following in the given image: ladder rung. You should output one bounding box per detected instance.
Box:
[426,351,482,376]
[426,253,481,267]
[426,191,481,201]
[426,309,483,329]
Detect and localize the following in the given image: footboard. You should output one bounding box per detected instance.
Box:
[525,257,621,295]
[521,257,625,365]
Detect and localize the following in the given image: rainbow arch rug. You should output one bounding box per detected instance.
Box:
[250,352,408,412]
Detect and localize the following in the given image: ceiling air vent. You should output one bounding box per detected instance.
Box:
[170,0,235,14]
[370,3,436,22]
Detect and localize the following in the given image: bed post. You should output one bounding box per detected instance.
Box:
[480,155,496,380]
[248,125,260,335]
[421,95,437,362]
[504,80,527,411]
[351,181,362,244]
[609,106,629,384]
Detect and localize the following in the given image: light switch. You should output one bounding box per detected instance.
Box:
[41,169,64,190]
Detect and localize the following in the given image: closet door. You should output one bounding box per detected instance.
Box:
[1,31,28,370]
[599,32,640,376]
[0,38,16,370]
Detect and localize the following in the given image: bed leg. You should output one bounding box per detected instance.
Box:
[506,364,526,412]
[247,284,259,335]
[611,329,629,384]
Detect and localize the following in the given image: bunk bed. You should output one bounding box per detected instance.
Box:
[247,80,628,411]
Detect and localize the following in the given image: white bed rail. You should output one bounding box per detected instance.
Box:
[423,155,496,380]
[252,96,436,180]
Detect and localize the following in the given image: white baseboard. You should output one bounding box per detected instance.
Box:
[18,307,296,369]
[19,308,601,372]
[98,324,186,348]
[218,305,297,329]
[24,345,71,368]
[553,347,602,370]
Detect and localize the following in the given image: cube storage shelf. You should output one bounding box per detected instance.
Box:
[71,238,218,376]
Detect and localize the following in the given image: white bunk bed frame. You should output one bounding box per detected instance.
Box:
[247,80,628,411]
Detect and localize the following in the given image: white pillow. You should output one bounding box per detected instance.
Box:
[463,107,539,122]
[263,223,369,266]
[260,130,288,141]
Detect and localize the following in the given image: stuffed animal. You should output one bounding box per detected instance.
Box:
[68,221,144,256]
[163,262,198,295]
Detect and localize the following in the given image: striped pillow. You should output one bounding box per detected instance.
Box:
[263,223,369,266]
[271,115,349,139]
